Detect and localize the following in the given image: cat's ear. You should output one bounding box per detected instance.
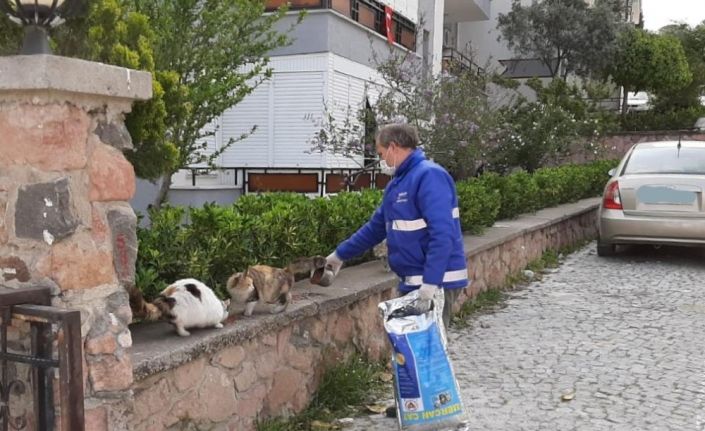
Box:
[226,272,242,289]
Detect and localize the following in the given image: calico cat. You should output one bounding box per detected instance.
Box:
[128,283,161,322]
[152,278,230,336]
[226,256,327,316]
[226,265,294,316]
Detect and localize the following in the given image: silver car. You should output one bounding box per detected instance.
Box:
[598,141,705,256]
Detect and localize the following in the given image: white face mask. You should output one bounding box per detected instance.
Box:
[379,146,397,176]
[379,160,396,176]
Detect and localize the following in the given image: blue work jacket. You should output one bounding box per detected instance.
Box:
[336,149,468,293]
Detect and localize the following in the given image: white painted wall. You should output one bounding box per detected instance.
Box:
[381,0,419,23]
[456,0,531,76]
[171,53,387,188]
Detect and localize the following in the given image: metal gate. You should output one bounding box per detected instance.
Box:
[0,286,83,431]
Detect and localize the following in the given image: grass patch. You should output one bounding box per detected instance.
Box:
[256,354,390,431]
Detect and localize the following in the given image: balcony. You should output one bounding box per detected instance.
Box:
[266,0,417,50]
[442,46,484,76]
[444,0,491,24]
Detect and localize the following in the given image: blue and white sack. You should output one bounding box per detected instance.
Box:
[379,289,467,430]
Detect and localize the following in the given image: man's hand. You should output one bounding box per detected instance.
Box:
[418,283,438,301]
[325,252,344,277]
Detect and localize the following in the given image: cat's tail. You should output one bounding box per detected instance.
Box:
[127,284,162,321]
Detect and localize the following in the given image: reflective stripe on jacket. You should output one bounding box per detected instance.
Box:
[336,149,468,293]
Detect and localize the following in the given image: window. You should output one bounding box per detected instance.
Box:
[357,2,377,30]
[331,0,351,16]
[265,0,323,9]
[624,146,705,175]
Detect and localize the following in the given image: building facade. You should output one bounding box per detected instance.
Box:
[132,0,492,212]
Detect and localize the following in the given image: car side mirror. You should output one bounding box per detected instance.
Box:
[608,168,616,177]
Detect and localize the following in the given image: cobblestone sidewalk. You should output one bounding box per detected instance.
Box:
[346,243,705,431]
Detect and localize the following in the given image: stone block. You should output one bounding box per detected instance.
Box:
[0,104,89,171]
[85,332,117,355]
[95,121,133,151]
[107,206,137,285]
[173,358,205,392]
[333,313,354,344]
[15,178,78,244]
[89,353,133,392]
[84,406,108,431]
[0,191,7,245]
[105,289,132,327]
[214,345,246,369]
[255,352,278,379]
[266,368,305,413]
[198,367,237,422]
[133,378,172,420]
[236,383,267,419]
[50,234,115,290]
[117,331,132,348]
[234,361,257,392]
[168,390,206,424]
[88,144,135,202]
[0,256,30,283]
[91,204,108,244]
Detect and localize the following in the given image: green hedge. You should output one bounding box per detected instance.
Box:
[136,159,617,299]
[619,106,705,132]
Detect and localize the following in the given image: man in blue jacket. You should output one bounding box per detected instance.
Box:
[325,123,468,328]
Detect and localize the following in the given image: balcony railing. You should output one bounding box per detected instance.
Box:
[266,0,417,50]
[441,46,484,76]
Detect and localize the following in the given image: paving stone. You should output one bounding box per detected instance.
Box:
[346,243,705,431]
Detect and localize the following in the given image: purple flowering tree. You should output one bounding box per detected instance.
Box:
[309,49,496,181]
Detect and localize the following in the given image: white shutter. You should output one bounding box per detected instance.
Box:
[272,72,326,167]
[220,82,270,167]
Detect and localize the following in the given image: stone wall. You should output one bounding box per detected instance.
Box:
[0,55,151,430]
[599,131,705,160]
[128,198,600,431]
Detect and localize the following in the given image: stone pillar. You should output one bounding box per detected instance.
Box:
[0,55,151,430]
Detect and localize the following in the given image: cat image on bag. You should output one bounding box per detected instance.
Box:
[374,239,390,272]
[152,278,230,337]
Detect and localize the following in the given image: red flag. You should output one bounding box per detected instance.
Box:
[385,5,394,45]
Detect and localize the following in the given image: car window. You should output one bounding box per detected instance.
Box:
[623,146,705,175]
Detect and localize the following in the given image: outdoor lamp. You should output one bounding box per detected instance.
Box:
[0,0,75,55]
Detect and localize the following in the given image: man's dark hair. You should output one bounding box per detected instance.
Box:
[375,123,419,149]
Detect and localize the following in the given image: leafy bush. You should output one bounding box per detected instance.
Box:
[489,79,616,174]
[136,190,381,300]
[619,105,705,131]
[136,160,618,299]
[455,181,501,233]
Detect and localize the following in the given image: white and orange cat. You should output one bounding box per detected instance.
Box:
[152,278,230,336]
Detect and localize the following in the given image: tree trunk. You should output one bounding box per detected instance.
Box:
[621,86,629,116]
[153,172,173,210]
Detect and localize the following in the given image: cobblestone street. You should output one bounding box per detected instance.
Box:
[348,242,705,430]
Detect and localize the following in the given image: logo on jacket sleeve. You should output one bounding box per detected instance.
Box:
[396,191,408,204]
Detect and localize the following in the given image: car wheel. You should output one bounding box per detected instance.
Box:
[597,240,616,257]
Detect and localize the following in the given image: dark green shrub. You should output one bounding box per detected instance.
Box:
[455,180,501,233]
[620,106,705,132]
[136,161,618,299]
[472,171,539,220]
[533,167,570,208]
